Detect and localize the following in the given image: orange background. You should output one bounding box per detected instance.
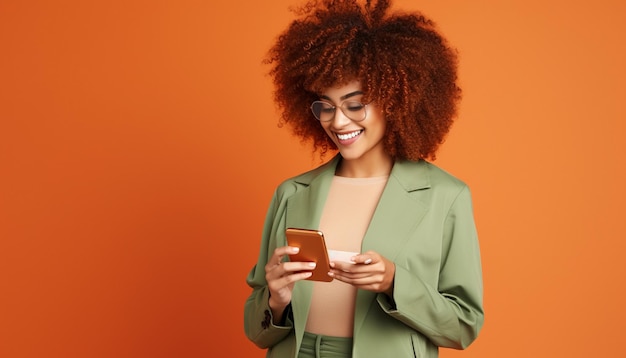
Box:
[1,1,625,357]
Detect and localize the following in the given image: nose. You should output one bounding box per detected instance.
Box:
[330,107,352,127]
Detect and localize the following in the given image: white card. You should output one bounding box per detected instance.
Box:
[328,249,359,264]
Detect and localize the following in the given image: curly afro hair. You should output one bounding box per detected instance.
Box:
[265,0,461,161]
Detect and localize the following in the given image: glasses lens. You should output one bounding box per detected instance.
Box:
[311,101,335,121]
[341,101,367,121]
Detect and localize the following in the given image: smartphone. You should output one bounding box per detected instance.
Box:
[285,228,333,282]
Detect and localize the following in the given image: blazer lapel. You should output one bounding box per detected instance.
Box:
[285,157,339,231]
[353,159,432,336]
[285,156,339,344]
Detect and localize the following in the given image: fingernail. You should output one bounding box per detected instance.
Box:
[364,258,372,264]
[308,262,316,268]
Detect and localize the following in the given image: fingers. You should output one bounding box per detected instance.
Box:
[355,250,378,265]
[330,251,395,293]
[265,245,317,281]
[267,266,313,290]
[270,246,300,266]
[331,252,376,270]
[265,245,321,310]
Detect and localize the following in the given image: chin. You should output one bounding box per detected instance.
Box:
[337,149,364,161]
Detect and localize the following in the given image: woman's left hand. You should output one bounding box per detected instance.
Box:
[330,250,395,296]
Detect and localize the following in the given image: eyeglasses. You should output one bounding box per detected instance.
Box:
[310,100,369,122]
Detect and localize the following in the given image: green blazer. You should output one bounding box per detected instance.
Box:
[244,155,484,357]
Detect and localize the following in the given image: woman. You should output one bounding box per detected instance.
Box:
[244,0,484,357]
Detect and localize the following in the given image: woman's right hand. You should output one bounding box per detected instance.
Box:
[265,246,315,323]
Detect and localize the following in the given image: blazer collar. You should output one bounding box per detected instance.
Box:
[285,156,340,232]
[292,154,431,190]
[285,153,432,253]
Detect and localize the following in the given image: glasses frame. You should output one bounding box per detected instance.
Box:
[310,100,369,122]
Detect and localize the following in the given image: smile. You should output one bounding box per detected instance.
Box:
[336,130,363,140]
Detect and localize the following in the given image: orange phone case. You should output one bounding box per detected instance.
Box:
[285,228,333,282]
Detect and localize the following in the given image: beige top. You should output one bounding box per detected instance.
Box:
[305,175,388,337]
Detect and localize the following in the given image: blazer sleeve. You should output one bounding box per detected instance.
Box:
[377,185,484,349]
[243,190,295,349]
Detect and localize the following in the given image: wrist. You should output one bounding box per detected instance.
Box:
[268,297,288,324]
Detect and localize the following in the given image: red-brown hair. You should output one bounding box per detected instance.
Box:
[265,0,461,161]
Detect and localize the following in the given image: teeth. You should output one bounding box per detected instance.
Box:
[337,130,362,140]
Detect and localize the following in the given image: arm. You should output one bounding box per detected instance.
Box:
[243,188,315,349]
[243,191,294,349]
[378,185,484,349]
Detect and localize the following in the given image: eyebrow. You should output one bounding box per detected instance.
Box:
[320,90,364,102]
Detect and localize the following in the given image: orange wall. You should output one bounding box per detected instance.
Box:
[1,1,625,357]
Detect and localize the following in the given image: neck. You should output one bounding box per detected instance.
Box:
[335,153,393,178]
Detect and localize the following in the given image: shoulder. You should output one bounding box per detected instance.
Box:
[274,156,338,198]
[424,161,468,190]
[392,159,468,193]
[392,161,475,219]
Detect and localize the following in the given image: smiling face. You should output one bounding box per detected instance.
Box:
[317,81,392,177]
